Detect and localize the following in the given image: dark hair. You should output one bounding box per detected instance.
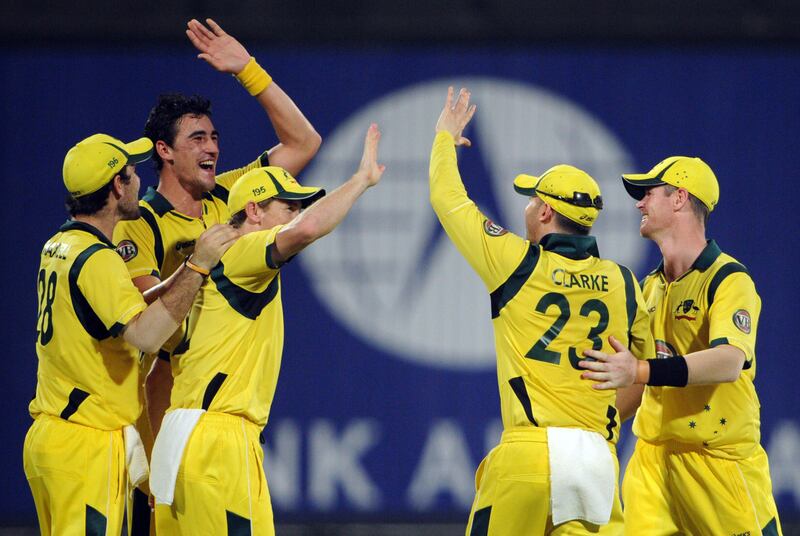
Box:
[65,167,131,217]
[144,94,213,171]
[228,199,273,228]
[663,185,710,226]
[554,212,591,236]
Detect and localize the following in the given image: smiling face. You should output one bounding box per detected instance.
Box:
[160,113,219,195]
[636,185,675,239]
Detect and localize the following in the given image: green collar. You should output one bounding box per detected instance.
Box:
[58,220,115,248]
[539,233,599,260]
[653,239,721,275]
[142,187,174,217]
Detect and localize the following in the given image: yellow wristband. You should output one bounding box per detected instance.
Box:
[235,57,272,96]
[184,257,210,277]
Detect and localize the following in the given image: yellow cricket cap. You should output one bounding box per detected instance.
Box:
[513,164,603,227]
[63,133,153,197]
[227,166,325,216]
[621,156,719,212]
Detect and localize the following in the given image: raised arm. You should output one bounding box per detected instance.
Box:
[271,124,385,264]
[186,18,321,176]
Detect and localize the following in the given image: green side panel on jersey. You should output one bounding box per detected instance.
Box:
[85,504,107,536]
[469,506,492,536]
[210,261,280,320]
[226,510,251,535]
[139,207,165,272]
[490,244,540,319]
[707,262,748,306]
[68,244,112,340]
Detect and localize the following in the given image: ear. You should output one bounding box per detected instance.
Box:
[155,140,173,164]
[244,200,261,224]
[111,174,126,199]
[672,188,691,212]
[539,202,554,224]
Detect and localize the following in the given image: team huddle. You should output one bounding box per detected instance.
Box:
[24,18,782,536]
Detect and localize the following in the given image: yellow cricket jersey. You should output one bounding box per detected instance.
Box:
[168,226,286,427]
[31,221,148,430]
[430,131,654,443]
[113,154,269,357]
[633,241,762,459]
[114,153,269,281]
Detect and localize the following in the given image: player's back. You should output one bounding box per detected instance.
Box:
[492,234,642,443]
[32,221,144,429]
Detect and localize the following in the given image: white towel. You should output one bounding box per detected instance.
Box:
[149,409,205,506]
[547,427,615,526]
[123,425,149,491]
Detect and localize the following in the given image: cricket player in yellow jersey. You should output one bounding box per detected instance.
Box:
[430,87,654,536]
[24,133,237,535]
[579,156,782,535]
[113,18,320,531]
[151,124,384,534]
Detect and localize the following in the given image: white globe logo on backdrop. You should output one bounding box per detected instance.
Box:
[300,78,645,370]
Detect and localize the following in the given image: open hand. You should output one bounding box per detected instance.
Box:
[435,86,477,147]
[186,18,250,74]
[357,123,386,187]
[579,335,639,390]
[191,224,240,270]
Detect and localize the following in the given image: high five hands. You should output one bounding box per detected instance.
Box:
[436,86,477,147]
[186,18,251,74]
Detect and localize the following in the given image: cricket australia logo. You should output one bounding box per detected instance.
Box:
[733,309,751,334]
[116,240,138,262]
[674,299,700,321]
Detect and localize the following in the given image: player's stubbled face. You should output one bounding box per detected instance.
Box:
[260,199,302,229]
[636,185,672,238]
[119,165,142,220]
[170,113,219,194]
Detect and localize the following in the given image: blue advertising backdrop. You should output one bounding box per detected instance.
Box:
[1,45,799,524]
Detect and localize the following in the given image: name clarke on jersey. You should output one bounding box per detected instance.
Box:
[551,268,608,291]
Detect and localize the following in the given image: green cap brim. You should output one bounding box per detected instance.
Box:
[275,188,326,208]
[621,174,666,201]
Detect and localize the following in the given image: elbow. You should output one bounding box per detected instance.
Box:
[298,129,322,162]
[138,341,161,355]
[123,325,160,355]
[722,365,743,383]
[307,130,322,156]
[294,217,321,246]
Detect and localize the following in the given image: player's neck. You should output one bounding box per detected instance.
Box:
[156,171,204,218]
[73,210,118,244]
[655,225,707,282]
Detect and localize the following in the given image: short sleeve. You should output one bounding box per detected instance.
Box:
[222,225,283,285]
[708,272,760,363]
[77,249,147,335]
[113,215,160,280]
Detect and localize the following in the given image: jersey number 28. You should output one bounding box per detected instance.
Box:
[37,269,57,346]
